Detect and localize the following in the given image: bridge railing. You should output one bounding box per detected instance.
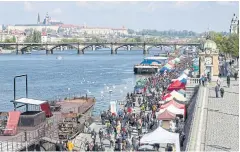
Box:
[188,78,200,84]
[0,42,202,45]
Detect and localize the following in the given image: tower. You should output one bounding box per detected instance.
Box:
[37,13,40,24]
[230,13,239,34]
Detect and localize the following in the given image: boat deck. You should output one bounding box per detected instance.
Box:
[0,97,95,151]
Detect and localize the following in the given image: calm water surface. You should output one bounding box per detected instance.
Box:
[0,49,164,115]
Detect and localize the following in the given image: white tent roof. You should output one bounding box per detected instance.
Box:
[14,98,47,105]
[159,105,185,115]
[170,90,187,102]
[183,69,190,75]
[177,74,188,80]
[140,126,180,152]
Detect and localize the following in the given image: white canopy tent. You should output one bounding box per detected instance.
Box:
[140,126,180,152]
[158,105,185,116]
[172,74,188,82]
[177,73,188,80]
[170,90,187,102]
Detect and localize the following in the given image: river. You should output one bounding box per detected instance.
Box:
[0,49,165,115]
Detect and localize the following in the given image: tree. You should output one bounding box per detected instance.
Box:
[4,36,16,43]
[134,37,141,42]
[127,29,135,34]
[60,38,83,43]
[211,32,239,58]
[24,30,41,43]
[12,36,16,42]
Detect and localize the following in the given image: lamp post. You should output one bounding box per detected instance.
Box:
[109,89,113,103]
[68,88,70,102]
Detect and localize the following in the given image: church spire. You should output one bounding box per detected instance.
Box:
[37,13,40,24]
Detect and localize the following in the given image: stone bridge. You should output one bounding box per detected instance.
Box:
[0,42,202,55]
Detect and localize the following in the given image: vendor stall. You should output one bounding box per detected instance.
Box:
[140,126,181,152]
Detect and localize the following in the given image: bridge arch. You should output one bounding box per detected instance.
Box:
[115,44,144,52]
[49,44,78,51]
[81,44,111,51]
[19,44,43,52]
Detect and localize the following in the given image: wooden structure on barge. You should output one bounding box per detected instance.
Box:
[0,75,96,151]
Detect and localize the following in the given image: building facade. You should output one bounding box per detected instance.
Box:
[230,13,239,34]
[80,26,128,36]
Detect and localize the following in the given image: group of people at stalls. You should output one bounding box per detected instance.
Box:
[84,55,194,152]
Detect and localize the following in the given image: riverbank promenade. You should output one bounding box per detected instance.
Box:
[204,78,239,151]
[188,78,239,151]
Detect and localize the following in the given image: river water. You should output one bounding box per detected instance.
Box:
[0,49,165,115]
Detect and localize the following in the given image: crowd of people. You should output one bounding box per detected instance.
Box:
[80,56,193,152]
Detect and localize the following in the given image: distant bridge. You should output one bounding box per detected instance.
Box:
[0,42,202,55]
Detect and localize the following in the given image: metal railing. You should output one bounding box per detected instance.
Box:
[188,78,200,84]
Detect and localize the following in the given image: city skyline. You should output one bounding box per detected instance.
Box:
[0,1,239,32]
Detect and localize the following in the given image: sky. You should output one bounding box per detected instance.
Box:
[0,1,238,33]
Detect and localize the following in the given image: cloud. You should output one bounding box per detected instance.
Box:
[51,8,62,15]
[24,1,34,12]
[174,1,190,7]
[144,2,158,13]
[76,1,122,11]
[76,1,89,7]
[216,1,236,6]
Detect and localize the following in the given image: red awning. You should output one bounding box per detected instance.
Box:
[157,109,176,120]
[167,80,186,91]
[162,93,172,100]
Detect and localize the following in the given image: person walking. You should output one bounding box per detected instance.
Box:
[220,88,225,98]
[215,85,219,98]
[227,75,230,88]
[217,77,221,87]
[234,72,238,81]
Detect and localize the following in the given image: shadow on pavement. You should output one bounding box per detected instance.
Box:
[206,108,239,117]
[206,144,231,151]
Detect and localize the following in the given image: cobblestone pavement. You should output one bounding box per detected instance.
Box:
[204,78,239,151]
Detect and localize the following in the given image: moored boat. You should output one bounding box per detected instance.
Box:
[134,56,168,74]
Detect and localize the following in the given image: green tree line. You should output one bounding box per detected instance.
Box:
[24,30,41,43]
[210,32,239,57]
[128,29,198,37]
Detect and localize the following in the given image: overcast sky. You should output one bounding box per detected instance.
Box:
[0,1,238,32]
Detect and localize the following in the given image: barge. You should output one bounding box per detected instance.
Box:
[134,56,168,74]
[0,75,96,151]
